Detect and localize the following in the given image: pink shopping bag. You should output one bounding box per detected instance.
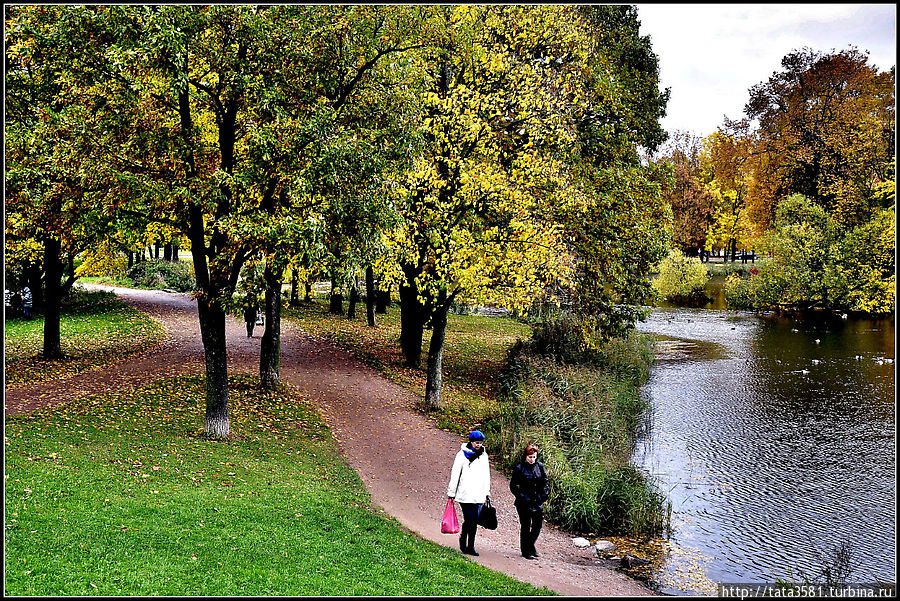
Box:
[441,498,460,534]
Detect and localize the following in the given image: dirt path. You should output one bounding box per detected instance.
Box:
[4,285,653,596]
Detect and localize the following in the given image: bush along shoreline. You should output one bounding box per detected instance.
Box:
[491,314,671,539]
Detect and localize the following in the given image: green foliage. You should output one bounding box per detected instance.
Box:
[824,207,896,314]
[652,248,710,303]
[4,375,551,596]
[497,324,667,537]
[126,260,196,292]
[724,194,895,315]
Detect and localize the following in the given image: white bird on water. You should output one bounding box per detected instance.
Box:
[811,359,820,365]
[814,339,820,344]
[854,355,863,361]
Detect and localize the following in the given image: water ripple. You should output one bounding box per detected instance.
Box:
[635,308,895,592]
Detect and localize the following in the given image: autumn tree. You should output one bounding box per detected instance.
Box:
[12,6,298,437]
[6,5,116,359]
[655,131,717,256]
[560,5,672,334]
[746,47,895,229]
[235,6,424,388]
[380,6,603,408]
[700,120,758,261]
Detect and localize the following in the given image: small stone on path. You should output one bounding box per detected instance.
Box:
[573,537,591,548]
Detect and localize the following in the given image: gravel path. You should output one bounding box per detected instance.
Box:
[4,285,654,596]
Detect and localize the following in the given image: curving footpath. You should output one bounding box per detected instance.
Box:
[4,285,654,596]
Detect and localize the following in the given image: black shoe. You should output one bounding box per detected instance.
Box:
[467,548,479,556]
[531,550,540,557]
[522,553,537,559]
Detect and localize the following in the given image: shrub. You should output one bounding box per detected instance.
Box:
[127,259,196,292]
[529,313,599,364]
[724,273,755,309]
[652,248,710,304]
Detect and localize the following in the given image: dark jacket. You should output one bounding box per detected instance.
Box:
[509,461,549,510]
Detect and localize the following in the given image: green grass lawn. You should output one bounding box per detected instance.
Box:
[285,299,531,434]
[4,374,553,596]
[4,290,165,387]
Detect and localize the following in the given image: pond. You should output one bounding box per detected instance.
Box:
[632,297,896,594]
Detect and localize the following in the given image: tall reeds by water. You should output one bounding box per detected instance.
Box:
[494,314,671,538]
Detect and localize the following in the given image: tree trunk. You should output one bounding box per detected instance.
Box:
[128,251,134,269]
[187,202,231,439]
[329,273,343,314]
[155,242,161,259]
[348,281,358,319]
[172,241,179,261]
[305,282,312,302]
[376,290,389,314]
[399,266,426,368]
[42,238,64,359]
[424,292,449,409]
[197,295,230,438]
[290,269,299,306]
[365,265,376,327]
[163,243,172,262]
[260,262,283,390]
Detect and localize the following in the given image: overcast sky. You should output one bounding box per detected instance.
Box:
[635,3,897,138]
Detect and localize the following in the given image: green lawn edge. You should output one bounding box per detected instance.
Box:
[4,374,555,596]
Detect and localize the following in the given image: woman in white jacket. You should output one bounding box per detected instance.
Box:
[447,430,491,556]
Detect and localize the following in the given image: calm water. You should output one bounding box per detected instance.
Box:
[633,304,896,594]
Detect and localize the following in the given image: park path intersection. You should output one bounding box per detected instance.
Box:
[4,285,653,596]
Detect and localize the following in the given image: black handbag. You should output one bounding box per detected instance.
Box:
[477,496,498,530]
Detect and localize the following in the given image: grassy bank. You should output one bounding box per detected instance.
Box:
[4,374,552,596]
[286,298,669,538]
[495,316,670,537]
[4,289,165,387]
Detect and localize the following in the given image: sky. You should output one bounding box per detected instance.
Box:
[635,3,897,138]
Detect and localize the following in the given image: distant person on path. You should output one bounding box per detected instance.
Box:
[447,430,491,556]
[509,443,550,559]
[243,297,258,338]
[21,286,33,319]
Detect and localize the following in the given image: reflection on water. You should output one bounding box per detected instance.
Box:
[634,307,896,594]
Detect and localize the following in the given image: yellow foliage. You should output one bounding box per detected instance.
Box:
[76,242,126,277]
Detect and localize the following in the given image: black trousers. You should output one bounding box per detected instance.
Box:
[515,504,543,556]
[458,502,482,550]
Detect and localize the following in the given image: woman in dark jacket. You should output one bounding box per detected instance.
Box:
[509,443,549,559]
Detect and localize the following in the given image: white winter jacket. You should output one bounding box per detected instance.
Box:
[447,443,491,504]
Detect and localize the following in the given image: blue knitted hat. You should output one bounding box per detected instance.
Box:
[468,430,485,441]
